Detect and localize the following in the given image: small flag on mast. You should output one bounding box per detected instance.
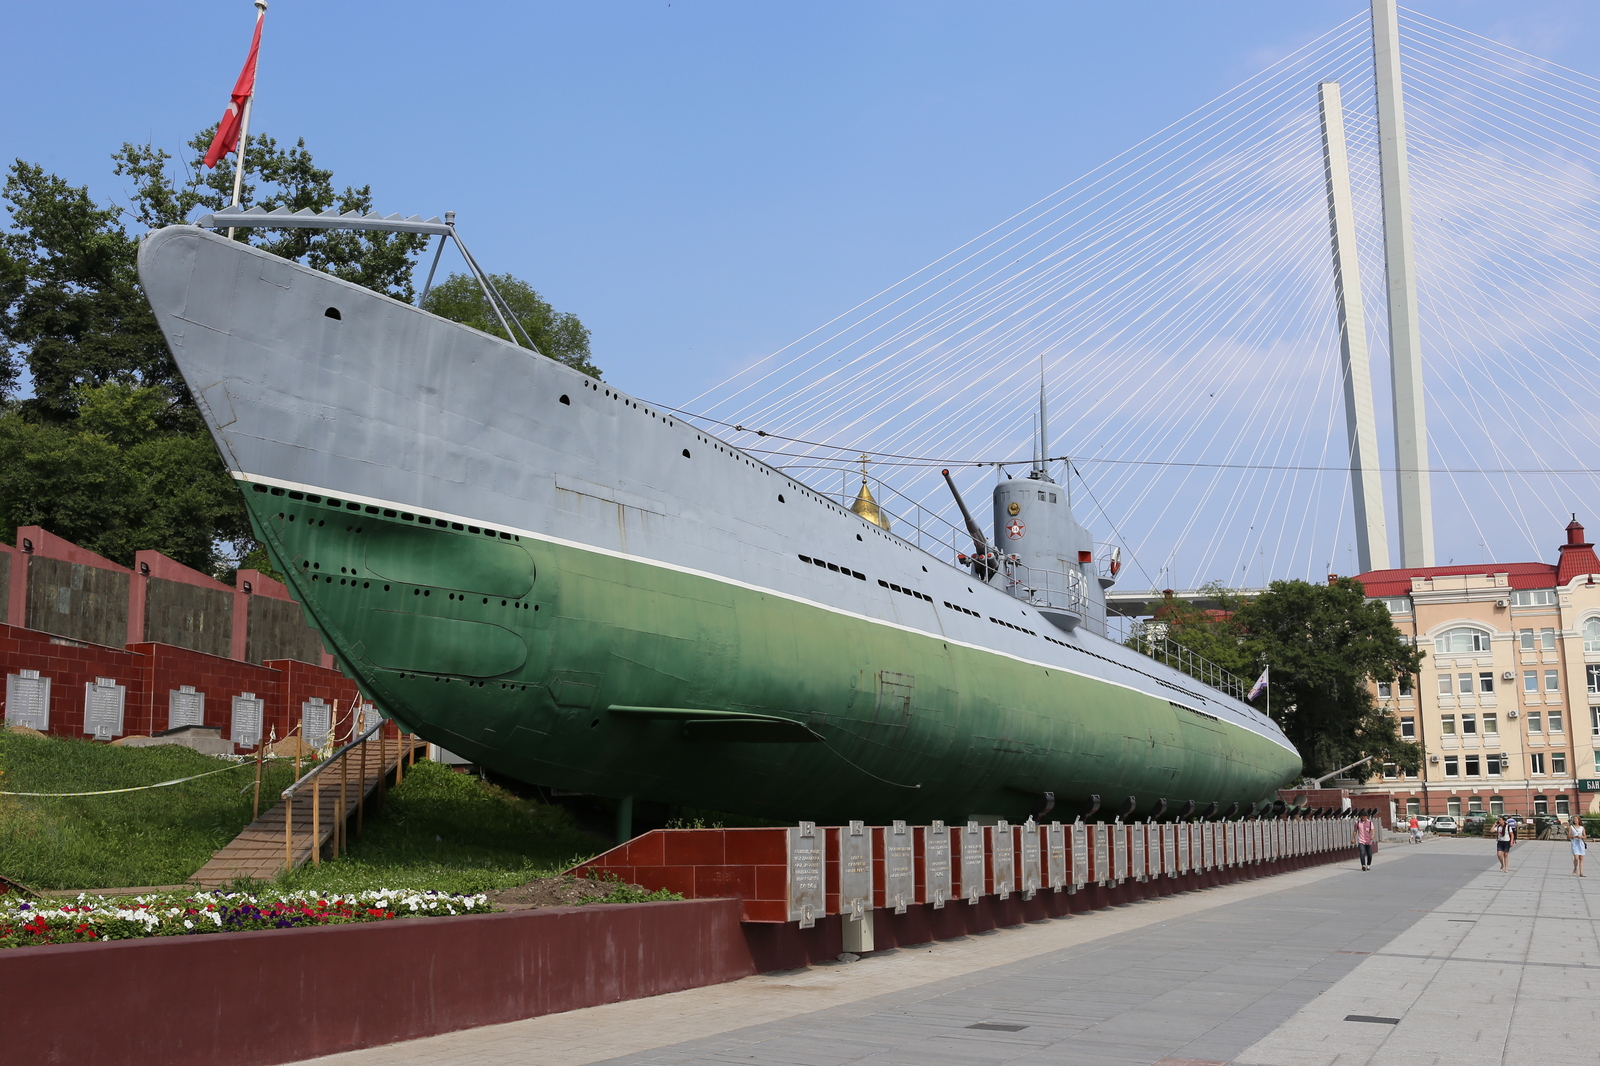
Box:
[1247,668,1269,702]
[202,5,266,169]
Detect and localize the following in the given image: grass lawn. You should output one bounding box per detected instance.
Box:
[1,732,612,893]
[0,730,294,889]
[279,759,611,895]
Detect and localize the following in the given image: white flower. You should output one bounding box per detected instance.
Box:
[183,920,194,929]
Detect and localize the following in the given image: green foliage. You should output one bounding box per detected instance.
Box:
[422,272,601,379]
[278,760,609,895]
[1131,578,1425,780]
[0,382,248,570]
[0,730,295,890]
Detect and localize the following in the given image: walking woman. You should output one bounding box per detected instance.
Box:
[1570,819,1588,878]
[1352,813,1375,871]
[1494,816,1515,872]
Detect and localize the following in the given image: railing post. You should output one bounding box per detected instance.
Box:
[284,791,293,873]
[311,771,320,867]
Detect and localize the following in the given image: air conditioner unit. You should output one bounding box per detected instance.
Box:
[1495,599,1509,607]
[1507,709,1519,719]
[1502,671,1515,680]
[1428,754,1440,763]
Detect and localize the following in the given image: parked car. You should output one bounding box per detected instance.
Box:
[1461,814,1488,836]
[1431,815,1459,835]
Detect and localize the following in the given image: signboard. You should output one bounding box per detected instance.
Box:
[1131,822,1146,882]
[1579,779,1600,793]
[169,685,205,730]
[85,677,126,740]
[302,697,332,749]
[961,821,986,904]
[1162,824,1176,878]
[1047,821,1067,892]
[1020,818,1041,899]
[786,822,823,927]
[231,692,264,747]
[1092,823,1109,885]
[6,670,50,730]
[1201,824,1214,871]
[840,821,873,920]
[991,821,1014,900]
[884,821,914,914]
[1070,822,1087,891]
[1112,824,1127,884]
[924,821,951,909]
[1177,823,1191,873]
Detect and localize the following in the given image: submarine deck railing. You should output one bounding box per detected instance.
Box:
[1125,623,1253,703]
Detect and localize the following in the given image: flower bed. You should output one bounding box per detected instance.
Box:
[0,888,490,948]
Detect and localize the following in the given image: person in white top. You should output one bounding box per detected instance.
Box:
[1569,820,1588,878]
[1494,817,1515,872]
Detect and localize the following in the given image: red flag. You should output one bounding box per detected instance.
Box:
[202,10,265,169]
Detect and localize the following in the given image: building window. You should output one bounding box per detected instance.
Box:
[1479,672,1495,693]
[1548,708,1563,733]
[1586,618,1600,653]
[1593,707,1600,738]
[1383,763,1398,778]
[1462,713,1478,735]
[1466,755,1481,776]
[1378,682,1392,698]
[1490,796,1504,815]
[1444,756,1460,777]
[1511,589,1557,607]
[1530,752,1546,774]
[1406,797,1421,815]
[1459,673,1475,695]
[1525,671,1539,694]
[1595,750,1600,774]
[1588,664,1600,694]
[1483,713,1498,735]
[1448,797,1462,816]
[1441,714,1457,735]
[1527,711,1542,733]
[1553,752,1566,775]
[1487,754,1502,776]
[1545,670,1560,692]
[1399,678,1412,697]
[1381,596,1413,614]
[1438,675,1453,696]
[1437,627,1493,654]
[1468,796,1484,813]
[1401,715,1415,739]
[1557,795,1571,815]
[1520,628,1535,651]
[1542,628,1557,651]
[1534,795,1549,814]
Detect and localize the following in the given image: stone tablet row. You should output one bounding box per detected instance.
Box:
[787,816,1356,927]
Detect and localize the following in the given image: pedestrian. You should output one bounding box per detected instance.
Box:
[1352,813,1375,871]
[1494,816,1515,872]
[1570,819,1587,878]
[1408,814,1421,843]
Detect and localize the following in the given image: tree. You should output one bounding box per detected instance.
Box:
[1130,577,1425,781]
[421,272,601,379]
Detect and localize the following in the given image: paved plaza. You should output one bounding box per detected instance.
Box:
[300,839,1596,1066]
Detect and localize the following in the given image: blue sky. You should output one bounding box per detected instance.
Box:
[6,1,1594,407]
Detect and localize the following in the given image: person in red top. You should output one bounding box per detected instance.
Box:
[1352,814,1375,871]
[1408,814,1421,843]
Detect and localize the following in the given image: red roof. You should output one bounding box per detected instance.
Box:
[1353,517,1599,597]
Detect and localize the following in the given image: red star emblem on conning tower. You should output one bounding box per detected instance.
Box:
[1006,519,1025,540]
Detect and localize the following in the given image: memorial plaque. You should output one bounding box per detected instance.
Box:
[1162,823,1176,878]
[84,677,126,740]
[302,698,332,748]
[1020,818,1041,899]
[991,821,1014,900]
[6,670,50,730]
[231,692,264,747]
[1070,822,1087,891]
[1132,822,1146,882]
[1216,823,1227,867]
[1111,824,1126,884]
[1226,823,1237,867]
[1092,823,1109,885]
[1177,823,1190,873]
[885,820,914,914]
[168,685,205,730]
[1275,821,1285,859]
[1047,821,1066,892]
[961,821,986,904]
[786,822,824,927]
[924,821,951,908]
[840,820,873,920]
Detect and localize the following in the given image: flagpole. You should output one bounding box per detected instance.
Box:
[227,0,268,240]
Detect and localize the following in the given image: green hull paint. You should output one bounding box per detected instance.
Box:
[248,483,1301,824]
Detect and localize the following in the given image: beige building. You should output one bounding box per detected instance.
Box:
[1348,518,1600,824]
